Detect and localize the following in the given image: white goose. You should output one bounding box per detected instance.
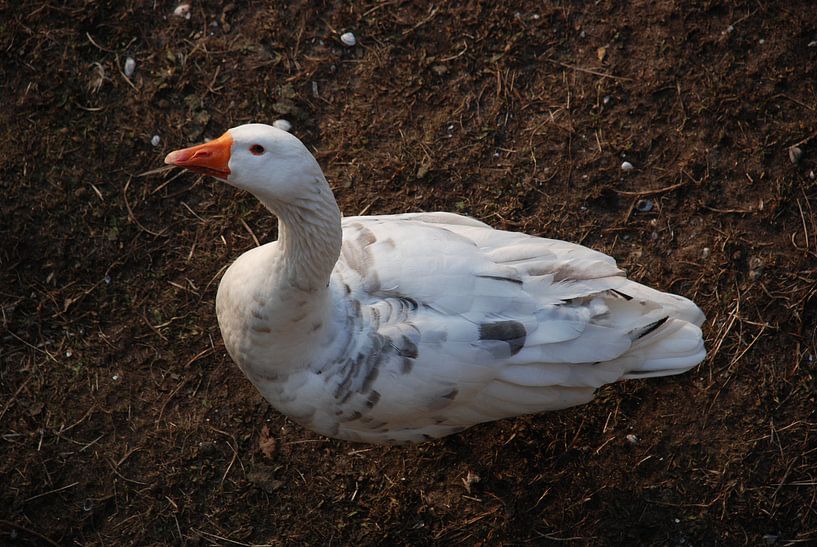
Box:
[165,123,706,444]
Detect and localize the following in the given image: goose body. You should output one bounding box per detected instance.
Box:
[166,124,706,444]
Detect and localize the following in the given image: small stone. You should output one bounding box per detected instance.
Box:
[112,374,120,381]
[340,32,356,47]
[621,161,634,171]
[603,95,612,105]
[123,57,136,77]
[788,145,802,164]
[151,135,161,147]
[626,434,639,445]
[431,64,448,75]
[808,41,817,48]
[65,350,72,358]
[173,3,191,19]
[701,247,711,259]
[758,38,765,45]
[272,119,292,132]
[462,470,481,493]
[636,199,653,213]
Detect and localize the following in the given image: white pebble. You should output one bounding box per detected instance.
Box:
[636,199,653,212]
[626,434,639,445]
[788,145,802,164]
[124,57,136,77]
[701,247,711,259]
[273,119,292,132]
[340,32,357,47]
[65,350,73,358]
[758,38,765,45]
[173,3,191,19]
[621,161,634,171]
[151,135,161,147]
[112,374,120,381]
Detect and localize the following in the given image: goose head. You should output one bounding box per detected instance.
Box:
[164,123,326,203]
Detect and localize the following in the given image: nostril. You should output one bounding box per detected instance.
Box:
[192,150,211,159]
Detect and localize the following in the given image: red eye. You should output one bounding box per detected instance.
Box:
[250,144,265,155]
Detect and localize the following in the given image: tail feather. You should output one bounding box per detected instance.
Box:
[615,320,706,378]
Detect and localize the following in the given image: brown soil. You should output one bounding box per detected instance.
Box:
[2,1,817,545]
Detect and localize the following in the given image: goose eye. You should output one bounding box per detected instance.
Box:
[250,144,265,155]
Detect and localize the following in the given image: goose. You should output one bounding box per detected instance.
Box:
[165,123,706,444]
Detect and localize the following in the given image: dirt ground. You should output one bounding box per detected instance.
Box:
[2,0,817,544]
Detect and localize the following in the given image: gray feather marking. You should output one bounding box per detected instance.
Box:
[633,316,669,339]
[366,390,381,408]
[479,320,526,356]
[396,335,418,358]
[341,223,380,291]
[610,288,633,301]
[478,274,523,285]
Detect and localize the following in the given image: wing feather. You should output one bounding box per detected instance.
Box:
[321,212,705,440]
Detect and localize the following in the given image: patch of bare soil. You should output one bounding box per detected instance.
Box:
[2,1,816,544]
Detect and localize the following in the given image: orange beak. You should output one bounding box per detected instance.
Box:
[164,131,233,179]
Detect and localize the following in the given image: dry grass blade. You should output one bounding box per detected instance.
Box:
[123,178,167,237]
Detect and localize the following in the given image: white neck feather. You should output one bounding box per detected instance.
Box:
[256,177,342,293]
